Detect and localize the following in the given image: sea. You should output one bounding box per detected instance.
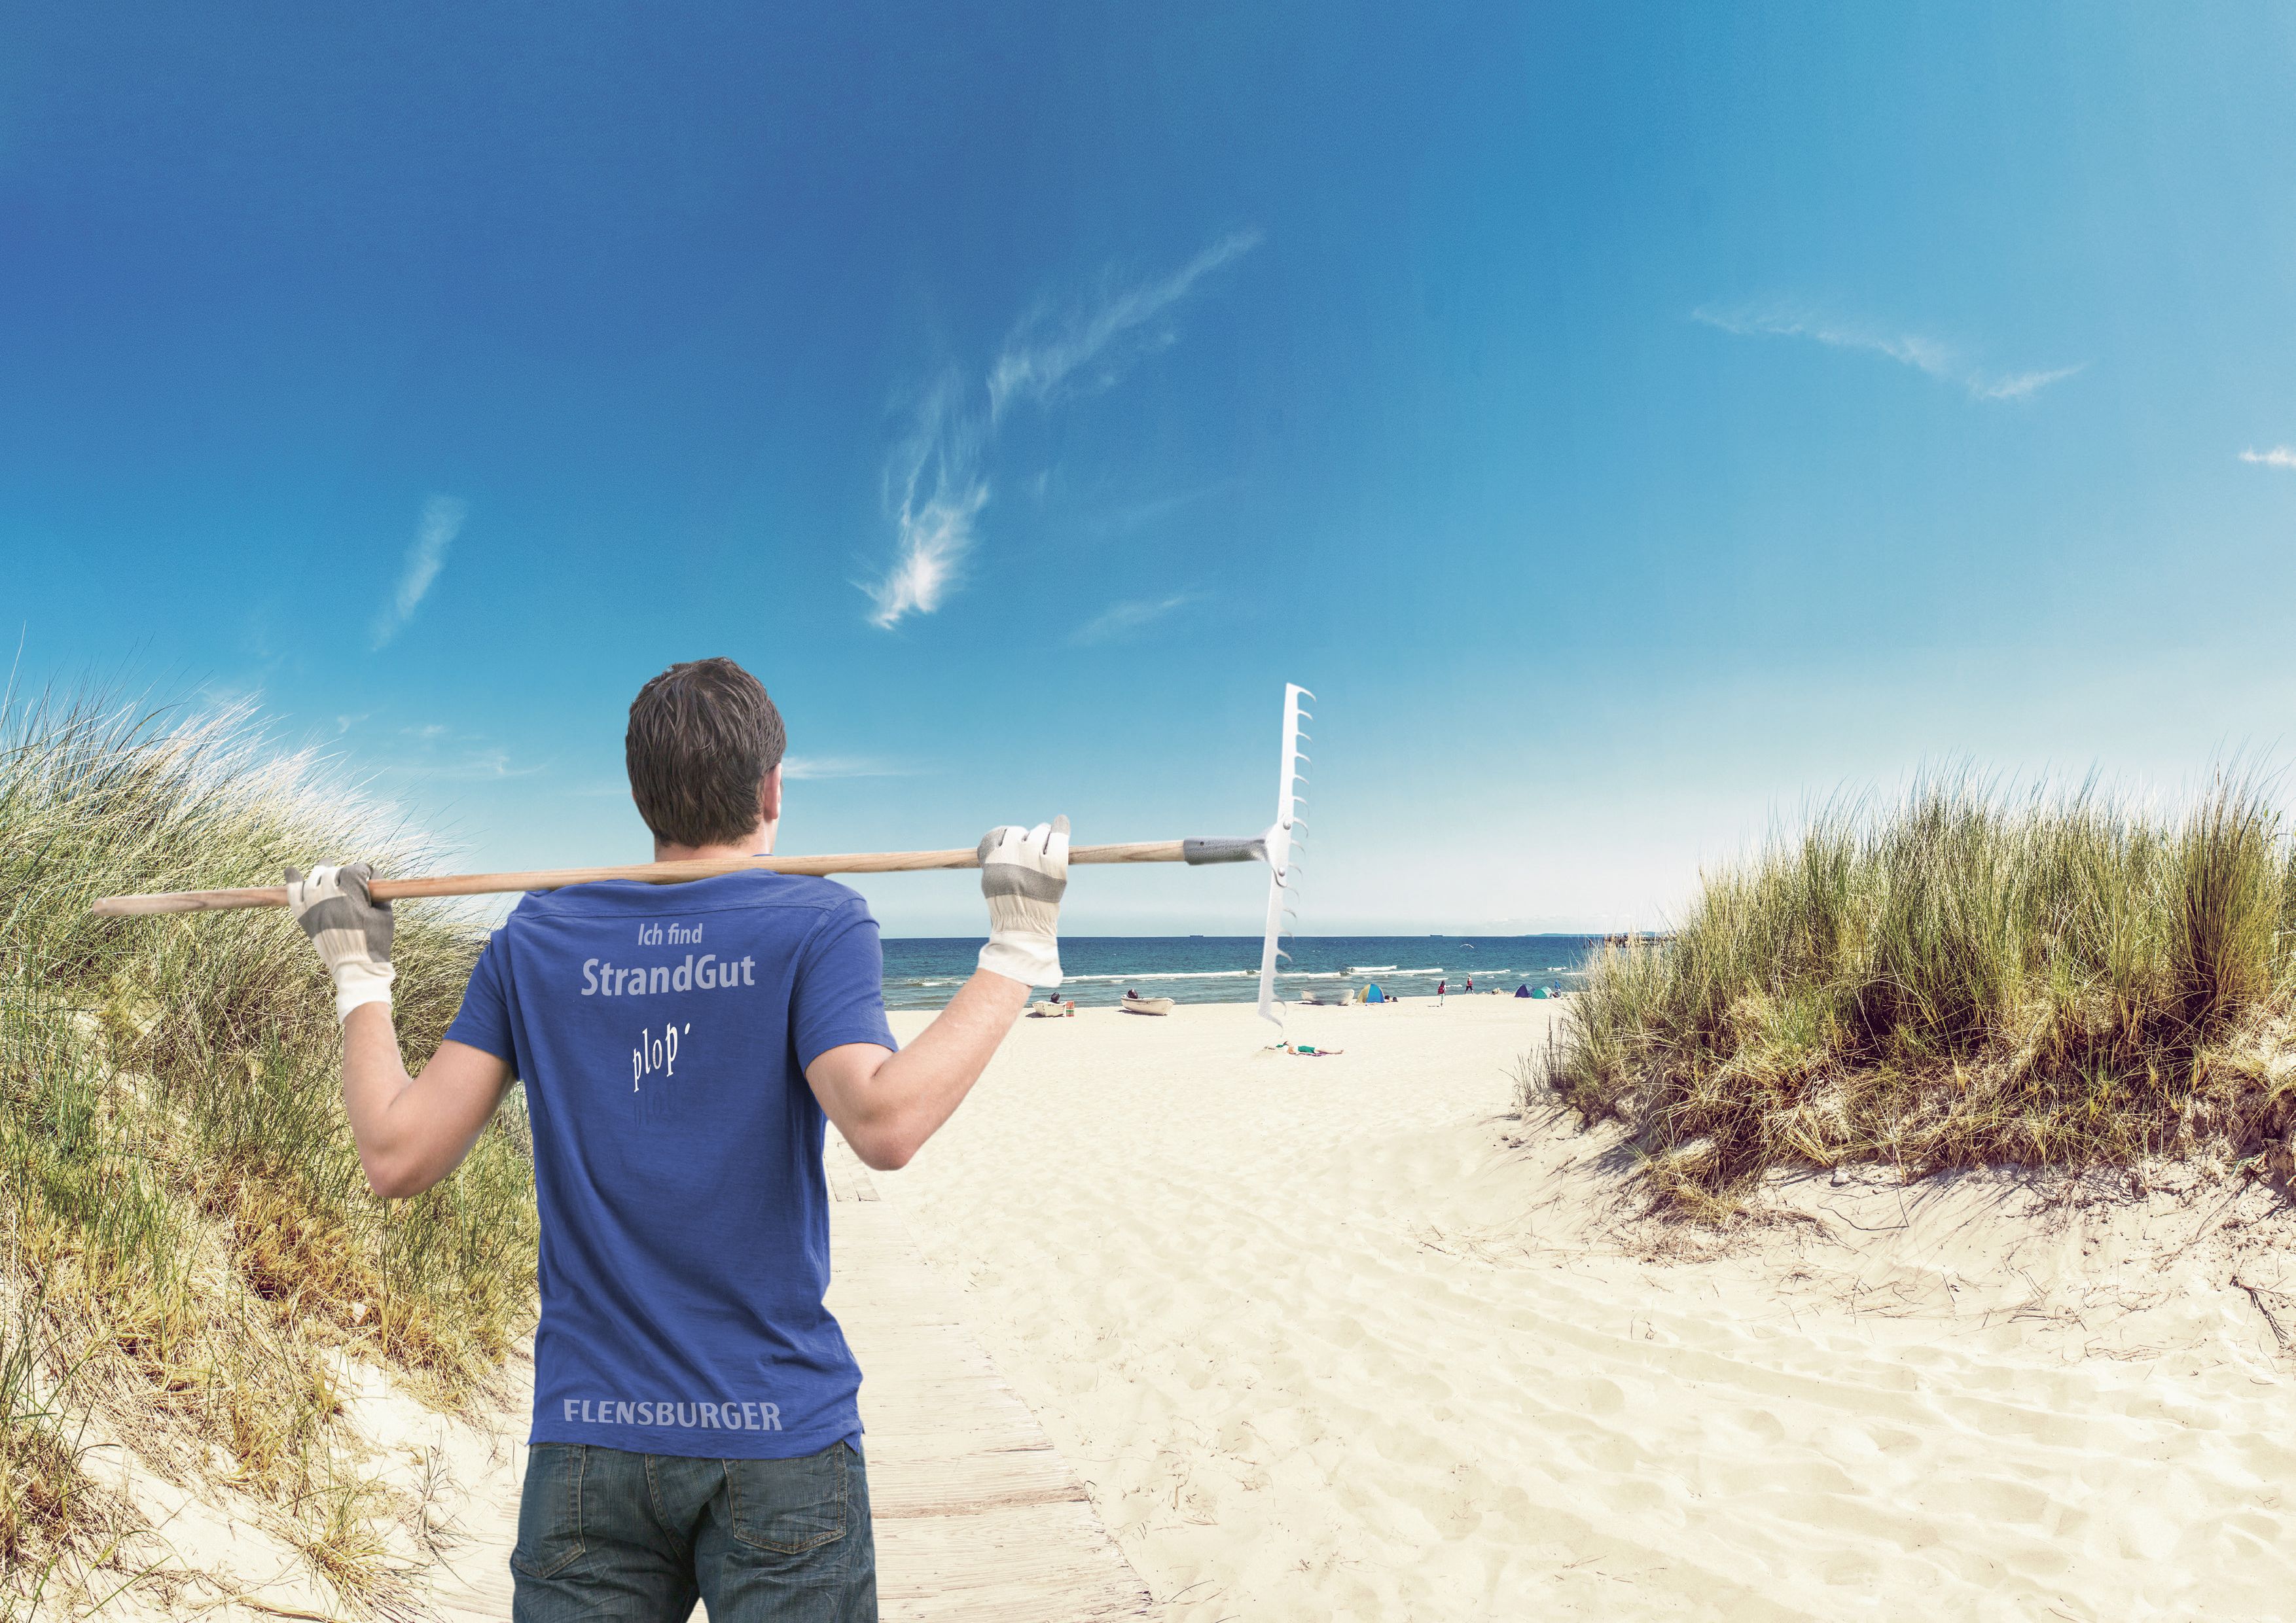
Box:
[878,935,1605,1012]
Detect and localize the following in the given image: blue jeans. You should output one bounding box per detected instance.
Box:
[509,1440,876,1622]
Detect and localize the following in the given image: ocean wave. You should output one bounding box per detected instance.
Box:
[891,964,1474,991]
[1079,971,1342,984]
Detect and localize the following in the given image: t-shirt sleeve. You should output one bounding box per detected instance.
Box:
[442,929,516,1062]
[792,899,897,1069]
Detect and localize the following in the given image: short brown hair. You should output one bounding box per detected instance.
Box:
[625,658,787,847]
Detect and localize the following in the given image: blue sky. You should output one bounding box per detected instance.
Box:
[5,3,2295,934]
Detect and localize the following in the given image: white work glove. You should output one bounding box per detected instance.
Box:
[977,817,1068,988]
[284,861,397,1022]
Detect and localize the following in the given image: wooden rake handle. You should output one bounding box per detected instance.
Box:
[90,839,1221,918]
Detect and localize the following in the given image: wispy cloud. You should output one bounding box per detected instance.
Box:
[1969,366,2085,401]
[1086,480,1236,537]
[988,229,1261,422]
[370,717,541,781]
[1068,593,1196,647]
[372,747,543,783]
[422,747,542,781]
[1692,304,2082,402]
[866,374,986,630]
[783,754,916,781]
[2240,446,2296,470]
[859,233,1258,630]
[370,495,468,649]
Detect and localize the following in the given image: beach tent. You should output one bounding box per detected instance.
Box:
[1515,983,1531,997]
[1365,982,1385,1003]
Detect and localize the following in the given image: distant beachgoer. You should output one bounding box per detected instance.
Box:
[1464,977,1473,992]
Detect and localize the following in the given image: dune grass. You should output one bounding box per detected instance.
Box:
[0,689,537,1614]
[1533,776,2296,1215]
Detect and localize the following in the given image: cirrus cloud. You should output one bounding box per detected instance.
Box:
[370,495,469,650]
[859,233,1259,630]
[1693,303,2083,403]
[1068,593,1197,647]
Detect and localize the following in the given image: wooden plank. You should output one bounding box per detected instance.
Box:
[422,1147,1150,1622]
[863,1501,1157,1622]
[824,1139,1151,1620]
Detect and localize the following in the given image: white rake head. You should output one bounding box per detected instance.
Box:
[1256,683,1313,1031]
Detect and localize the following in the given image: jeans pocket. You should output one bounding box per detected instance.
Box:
[725,1442,851,1555]
[511,1443,588,1579]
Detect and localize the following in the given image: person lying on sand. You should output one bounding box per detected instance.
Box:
[283,656,1066,1623]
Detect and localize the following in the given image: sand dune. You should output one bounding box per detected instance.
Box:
[880,996,2296,1621]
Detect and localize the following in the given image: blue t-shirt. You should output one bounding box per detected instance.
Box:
[442,870,895,1460]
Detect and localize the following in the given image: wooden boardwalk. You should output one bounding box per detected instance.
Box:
[424,1144,1150,1621]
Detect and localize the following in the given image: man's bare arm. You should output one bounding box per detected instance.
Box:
[806,969,1029,1171]
[804,817,1067,1172]
[342,1008,513,1198]
[285,861,511,1200]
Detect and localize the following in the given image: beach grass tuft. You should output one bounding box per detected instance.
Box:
[1532,774,2296,1213]
[1,687,536,1611]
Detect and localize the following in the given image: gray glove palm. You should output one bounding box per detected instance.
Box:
[977,817,1068,988]
[285,861,397,1022]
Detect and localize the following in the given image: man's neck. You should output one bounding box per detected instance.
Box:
[653,824,777,865]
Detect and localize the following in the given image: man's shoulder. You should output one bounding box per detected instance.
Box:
[713,872,875,928]
[761,874,873,915]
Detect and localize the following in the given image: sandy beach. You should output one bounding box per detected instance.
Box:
[880,996,2296,1622]
[60,993,2296,1622]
